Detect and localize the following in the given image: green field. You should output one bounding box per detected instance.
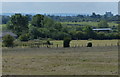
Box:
[2,40,118,75]
[61,22,118,27]
[51,40,118,47]
[13,40,118,48]
[1,21,118,32]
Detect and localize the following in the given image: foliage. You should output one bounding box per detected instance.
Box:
[118,24,120,33]
[19,33,30,41]
[3,13,119,40]
[6,14,29,36]
[43,17,55,28]
[63,37,71,48]
[28,25,40,39]
[31,14,44,27]
[46,40,52,45]
[98,20,109,28]
[96,32,106,40]
[2,34,15,47]
[54,22,63,31]
[83,25,96,39]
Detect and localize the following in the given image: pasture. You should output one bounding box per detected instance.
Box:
[14,40,118,48]
[2,40,118,75]
[51,40,118,47]
[61,22,118,27]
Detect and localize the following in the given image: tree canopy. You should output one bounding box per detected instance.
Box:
[98,20,109,28]
[7,14,29,36]
[5,13,120,40]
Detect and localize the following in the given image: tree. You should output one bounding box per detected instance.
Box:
[25,14,32,21]
[91,12,96,18]
[31,14,44,27]
[54,22,63,31]
[7,14,29,36]
[19,33,30,41]
[2,34,14,47]
[37,28,50,38]
[28,25,40,39]
[118,24,120,33]
[75,31,84,40]
[43,17,55,28]
[97,32,106,40]
[52,32,69,40]
[63,37,71,48]
[98,20,109,28]
[83,26,95,39]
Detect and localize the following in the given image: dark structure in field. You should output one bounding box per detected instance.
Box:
[87,42,92,47]
[93,28,112,32]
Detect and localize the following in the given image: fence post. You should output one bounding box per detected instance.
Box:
[111,44,113,46]
[56,44,58,48]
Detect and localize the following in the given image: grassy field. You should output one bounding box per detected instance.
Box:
[14,40,118,48]
[51,40,118,47]
[61,22,118,27]
[2,40,118,75]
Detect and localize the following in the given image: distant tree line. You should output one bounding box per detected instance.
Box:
[48,12,119,22]
[2,13,120,41]
[1,12,119,24]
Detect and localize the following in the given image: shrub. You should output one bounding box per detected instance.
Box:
[46,40,51,45]
[88,38,93,41]
[2,34,15,47]
[19,33,29,41]
[87,42,92,47]
[63,37,71,48]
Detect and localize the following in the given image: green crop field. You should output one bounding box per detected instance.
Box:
[61,22,118,27]
[2,40,118,75]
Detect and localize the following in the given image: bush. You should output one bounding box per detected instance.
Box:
[87,42,92,47]
[46,40,51,45]
[19,33,29,41]
[63,37,71,48]
[2,34,15,47]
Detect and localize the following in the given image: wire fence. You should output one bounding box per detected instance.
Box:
[13,42,119,48]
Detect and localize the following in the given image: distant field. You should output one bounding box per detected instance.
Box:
[12,40,119,48]
[61,22,118,27]
[2,39,119,75]
[2,46,118,75]
[51,40,118,47]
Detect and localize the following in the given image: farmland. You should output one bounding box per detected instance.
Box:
[61,22,118,27]
[1,2,120,76]
[2,40,118,75]
[13,40,118,48]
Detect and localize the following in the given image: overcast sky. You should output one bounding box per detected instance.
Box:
[1,0,119,2]
[2,2,118,15]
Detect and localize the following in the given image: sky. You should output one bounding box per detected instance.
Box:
[1,0,119,2]
[2,2,118,15]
